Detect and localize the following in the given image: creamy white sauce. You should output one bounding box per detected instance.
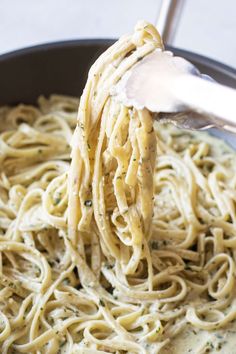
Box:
[160,322,236,354]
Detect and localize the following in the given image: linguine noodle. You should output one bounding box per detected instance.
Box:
[0,22,236,353]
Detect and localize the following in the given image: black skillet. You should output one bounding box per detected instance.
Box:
[0,39,235,146]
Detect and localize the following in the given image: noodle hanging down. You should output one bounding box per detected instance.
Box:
[0,22,236,353]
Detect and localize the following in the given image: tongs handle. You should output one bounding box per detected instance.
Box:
[173,74,236,132]
[156,0,185,45]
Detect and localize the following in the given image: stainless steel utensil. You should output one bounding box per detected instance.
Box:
[114,0,236,133]
[114,49,236,133]
[155,0,185,45]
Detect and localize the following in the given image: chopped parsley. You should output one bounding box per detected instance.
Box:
[151,241,159,250]
[84,200,92,207]
[99,299,105,307]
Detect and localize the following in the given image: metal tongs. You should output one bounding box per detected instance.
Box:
[115,0,236,133]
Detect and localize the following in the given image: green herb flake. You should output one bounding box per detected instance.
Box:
[151,241,159,250]
[84,200,92,207]
[105,263,113,270]
[53,197,61,205]
[99,299,105,307]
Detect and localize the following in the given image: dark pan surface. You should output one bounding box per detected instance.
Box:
[0,40,113,105]
[0,39,235,106]
[0,39,236,148]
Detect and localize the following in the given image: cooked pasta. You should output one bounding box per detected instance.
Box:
[0,21,236,354]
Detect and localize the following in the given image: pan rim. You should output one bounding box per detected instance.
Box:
[0,38,235,79]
